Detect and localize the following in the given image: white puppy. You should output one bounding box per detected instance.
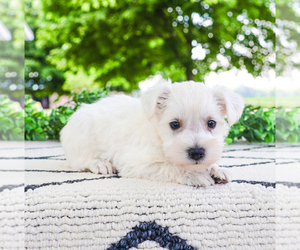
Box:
[60,80,244,187]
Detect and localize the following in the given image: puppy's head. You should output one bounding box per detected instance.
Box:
[142,81,245,172]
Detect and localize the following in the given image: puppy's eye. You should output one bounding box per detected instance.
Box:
[207,120,216,129]
[170,121,180,130]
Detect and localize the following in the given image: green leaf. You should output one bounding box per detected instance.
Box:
[225,137,233,144]
[59,116,67,124]
[265,133,275,144]
[287,134,298,144]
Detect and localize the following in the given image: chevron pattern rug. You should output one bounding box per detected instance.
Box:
[1,141,299,249]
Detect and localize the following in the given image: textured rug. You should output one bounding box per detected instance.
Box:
[0,141,299,249]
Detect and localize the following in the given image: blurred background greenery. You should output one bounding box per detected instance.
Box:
[0,0,299,141]
[1,0,299,102]
[25,0,276,96]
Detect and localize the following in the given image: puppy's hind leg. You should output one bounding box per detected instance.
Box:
[88,159,116,175]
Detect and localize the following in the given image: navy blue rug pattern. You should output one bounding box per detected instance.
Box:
[108,222,195,250]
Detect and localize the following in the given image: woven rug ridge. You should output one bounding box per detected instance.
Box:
[0,141,299,249]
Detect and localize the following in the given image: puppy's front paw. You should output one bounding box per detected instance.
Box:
[209,164,231,184]
[182,171,214,187]
[89,160,115,175]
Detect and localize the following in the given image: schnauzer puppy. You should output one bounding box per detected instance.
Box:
[60,80,244,187]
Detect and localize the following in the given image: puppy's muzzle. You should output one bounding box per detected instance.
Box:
[188,147,205,161]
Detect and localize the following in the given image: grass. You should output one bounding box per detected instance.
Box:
[244,96,300,108]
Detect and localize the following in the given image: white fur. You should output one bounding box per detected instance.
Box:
[60,80,245,187]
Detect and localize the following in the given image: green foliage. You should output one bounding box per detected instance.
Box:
[0,0,24,98]
[228,105,276,144]
[37,0,276,91]
[0,96,23,140]
[63,69,100,93]
[24,88,109,140]
[24,96,49,140]
[25,0,66,97]
[70,88,110,109]
[276,108,300,143]
[45,106,74,140]
[276,0,300,75]
[3,92,300,144]
[228,105,300,144]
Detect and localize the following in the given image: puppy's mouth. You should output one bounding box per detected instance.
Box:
[191,158,211,166]
[191,158,204,165]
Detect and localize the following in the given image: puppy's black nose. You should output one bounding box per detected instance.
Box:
[188,147,205,161]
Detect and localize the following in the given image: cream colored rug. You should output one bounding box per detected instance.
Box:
[0,141,299,249]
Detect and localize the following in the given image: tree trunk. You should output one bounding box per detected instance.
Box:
[184,61,194,81]
[187,74,194,81]
[184,36,194,81]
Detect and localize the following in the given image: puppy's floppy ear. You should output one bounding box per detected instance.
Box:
[141,80,172,120]
[212,85,245,126]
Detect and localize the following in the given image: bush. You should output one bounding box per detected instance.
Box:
[228,105,300,144]
[1,90,300,144]
[227,105,276,144]
[25,96,49,140]
[24,88,109,141]
[0,96,23,140]
[276,108,300,143]
[71,88,110,107]
[45,105,75,140]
